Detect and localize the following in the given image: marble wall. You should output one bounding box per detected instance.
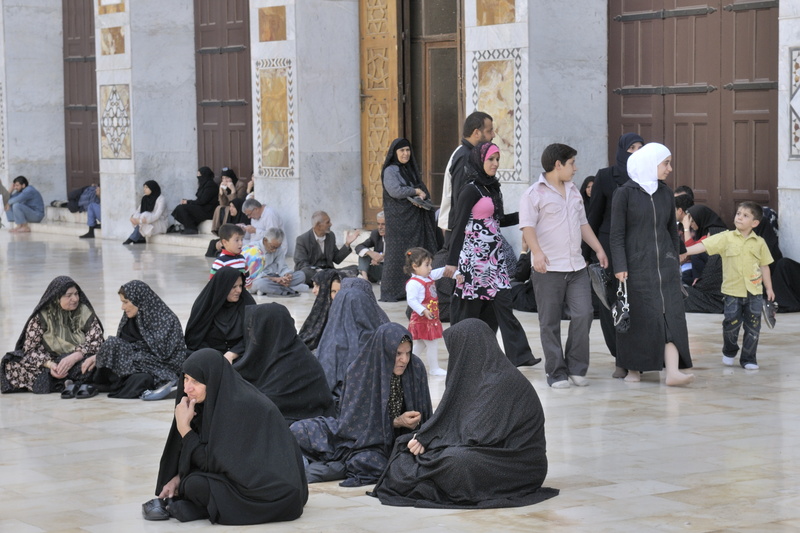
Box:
[251,0,361,249]
[779,4,800,260]
[0,0,66,203]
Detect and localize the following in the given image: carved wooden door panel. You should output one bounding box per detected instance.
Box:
[63,0,100,191]
[360,0,402,227]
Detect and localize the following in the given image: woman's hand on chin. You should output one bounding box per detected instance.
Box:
[175,397,197,437]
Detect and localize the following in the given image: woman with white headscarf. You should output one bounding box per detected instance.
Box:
[609,143,694,386]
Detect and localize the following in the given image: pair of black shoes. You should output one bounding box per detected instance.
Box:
[142,497,208,522]
[79,225,101,239]
[122,237,146,245]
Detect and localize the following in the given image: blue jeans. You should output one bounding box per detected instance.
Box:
[723,294,762,366]
[7,203,44,224]
[86,202,101,227]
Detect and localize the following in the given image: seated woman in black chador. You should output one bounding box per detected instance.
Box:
[1,276,103,394]
[151,349,307,524]
[298,269,341,352]
[184,267,255,363]
[290,322,432,487]
[234,303,334,423]
[87,280,186,398]
[373,319,558,509]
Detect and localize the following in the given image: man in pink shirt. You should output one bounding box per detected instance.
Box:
[520,144,608,389]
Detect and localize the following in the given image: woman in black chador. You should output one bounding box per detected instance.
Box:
[373,319,558,509]
[609,143,694,386]
[150,349,307,524]
[171,166,219,234]
[380,138,441,302]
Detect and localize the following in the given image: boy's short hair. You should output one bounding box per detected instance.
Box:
[462,111,492,138]
[541,144,577,173]
[674,185,694,201]
[219,223,245,242]
[674,193,694,213]
[738,201,763,221]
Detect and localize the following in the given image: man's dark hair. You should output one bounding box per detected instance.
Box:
[738,201,763,221]
[462,111,493,138]
[541,144,577,173]
[219,223,245,242]
[674,193,694,213]
[674,185,694,201]
[13,176,28,187]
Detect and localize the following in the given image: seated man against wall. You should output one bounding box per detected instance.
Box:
[294,211,359,287]
[5,176,45,233]
[243,227,307,297]
[242,198,282,244]
[355,211,385,283]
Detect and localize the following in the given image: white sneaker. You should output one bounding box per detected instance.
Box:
[429,367,447,376]
[744,363,759,370]
[722,355,735,366]
[569,375,589,387]
[550,380,570,389]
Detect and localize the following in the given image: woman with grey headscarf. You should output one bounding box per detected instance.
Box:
[609,143,694,386]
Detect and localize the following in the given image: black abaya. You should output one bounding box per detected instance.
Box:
[373,319,557,508]
[155,349,307,525]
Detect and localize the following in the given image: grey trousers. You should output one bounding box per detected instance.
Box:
[531,268,592,385]
[250,271,307,295]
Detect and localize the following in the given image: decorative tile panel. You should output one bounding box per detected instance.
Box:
[476,0,515,26]
[98,0,125,15]
[471,48,523,182]
[100,84,131,159]
[791,47,800,160]
[259,6,287,42]
[100,27,125,55]
[365,102,390,209]
[255,58,296,177]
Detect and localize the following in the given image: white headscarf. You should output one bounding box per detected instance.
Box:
[626,142,671,196]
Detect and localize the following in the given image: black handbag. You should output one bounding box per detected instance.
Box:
[612,280,630,333]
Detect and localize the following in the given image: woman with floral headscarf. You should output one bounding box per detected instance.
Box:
[1,276,103,394]
[445,142,537,367]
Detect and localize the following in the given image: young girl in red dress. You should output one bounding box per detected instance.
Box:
[405,247,448,376]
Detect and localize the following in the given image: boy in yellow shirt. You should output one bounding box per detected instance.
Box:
[684,201,774,369]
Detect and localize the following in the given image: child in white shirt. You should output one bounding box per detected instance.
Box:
[405,247,447,376]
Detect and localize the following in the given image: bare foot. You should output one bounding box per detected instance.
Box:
[665,372,695,386]
[16,225,30,233]
[624,370,641,383]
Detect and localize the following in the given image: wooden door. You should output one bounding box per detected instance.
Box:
[360,0,402,228]
[63,0,100,191]
[195,0,253,178]
[608,0,778,223]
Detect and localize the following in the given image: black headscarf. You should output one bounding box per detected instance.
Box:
[687,205,727,238]
[334,322,432,458]
[220,167,238,185]
[466,142,504,217]
[226,197,250,225]
[235,303,334,423]
[613,133,645,180]
[381,138,422,188]
[197,166,215,190]
[140,180,161,214]
[184,267,256,352]
[298,269,340,351]
[373,319,557,509]
[316,277,389,396]
[112,280,185,382]
[580,176,595,207]
[155,349,307,524]
[13,276,101,353]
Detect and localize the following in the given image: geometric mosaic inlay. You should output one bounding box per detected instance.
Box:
[471,48,524,182]
[791,47,800,160]
[255,58,296,178]
[366,0,389,36]
[100,85,131,159]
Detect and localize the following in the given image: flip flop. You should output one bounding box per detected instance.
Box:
[60,380,78,399]
[75,384,99,399]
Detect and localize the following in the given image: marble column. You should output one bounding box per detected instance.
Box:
[94,0,197,240]
[779,3,800,259]
[250,0,361,251]
[0,0,66,202]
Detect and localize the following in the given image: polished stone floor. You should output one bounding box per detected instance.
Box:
[1,231,799,532]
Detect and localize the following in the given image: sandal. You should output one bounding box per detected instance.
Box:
[141,378,177,401]
[75,384,99,399]
[60,380,78,399]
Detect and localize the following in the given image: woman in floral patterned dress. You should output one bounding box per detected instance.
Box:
[1,276,103,394]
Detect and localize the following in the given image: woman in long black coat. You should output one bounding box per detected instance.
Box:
[171,166,219,234]
[609,143,694,386]
[379,138,441,302]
